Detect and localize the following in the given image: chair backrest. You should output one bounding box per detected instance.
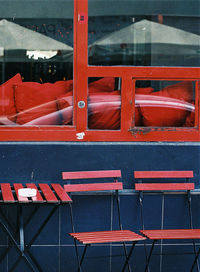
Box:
[134,170,195,229]
[63,170,123,193]
[63,170,124,232]
[134,170,194,192]
[134,170,194,179]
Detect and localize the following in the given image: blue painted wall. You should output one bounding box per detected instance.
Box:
[0,142,200,272]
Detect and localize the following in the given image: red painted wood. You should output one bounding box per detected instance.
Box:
[75,0,88,131]
[1,183,15,203]
[64,182,123,192]
[87,66,200,79]
[134,171,194,179]
[62,170,121,180]
[0,0,198,143]
[13,184,29,203]
[0,126,199,142]
[26,183,44,202]
[135,183,195,191]
[69,230,146,244]
[39,184,58,203]
[140,229,200,240]
[0,0,198,142]
[51,184,72,202]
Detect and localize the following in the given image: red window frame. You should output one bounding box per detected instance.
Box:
[0,0,199,142]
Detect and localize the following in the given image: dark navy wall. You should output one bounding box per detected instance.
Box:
[0,142,200,272]
[0,142,199,187]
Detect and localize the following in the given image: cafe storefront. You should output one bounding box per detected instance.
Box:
[0,0,199,271]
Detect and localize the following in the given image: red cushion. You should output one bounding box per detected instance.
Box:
[88,87,153,129]
[15,81,72,124]
[16,100,58,125]
[22,109,62,126]
[135,88,154,126]
[89,78,116,94]
[138,82,194,127]
[56,91,73,125]
[88,91,120,129]
[139,94,193,127]
[0,74,22,122]
[159,81,193,102]
[57,91,73,109]
[136,87,154,94]
[184,111,195,127]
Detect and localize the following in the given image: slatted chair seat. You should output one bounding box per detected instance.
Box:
[63,170,145,272]
[70,230,145,244]
[134,170,200,272]
[140,229,200,240]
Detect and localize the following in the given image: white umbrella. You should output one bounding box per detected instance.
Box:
[0,47,3,57]
[0,19,72,51]
[89,19,200,65]
[0,19,73,60]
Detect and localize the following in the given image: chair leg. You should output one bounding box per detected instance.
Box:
[144,240,156,272]
[122,242,132,272]
[143,240,150,272]
[121,242,136,272]
[73,238,83,272]
[77,244,89,272]
[190,246,200,272]
[191,239,200,272]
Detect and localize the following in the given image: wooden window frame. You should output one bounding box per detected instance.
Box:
[0,0,199,142]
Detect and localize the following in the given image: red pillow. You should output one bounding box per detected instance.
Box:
[56,91,73,125]
[136,87,154,94]
[159,81,193,102]
[184,111,195,127]
[15,81,72,124]
[134,88,154,126]
[139,94,192,127]
[0,73,22,121]
[57,91,73,110]
[88,91,120,129]
[22,109,62,126]
[16,100,58,125]
[184,102,195,127]
[88,90,152,129]
[55,80,73,95]
[89,77,116,94]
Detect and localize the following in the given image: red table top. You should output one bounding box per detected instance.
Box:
[0,183,72,203]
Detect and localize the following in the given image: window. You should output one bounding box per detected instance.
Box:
[87,77,121,130]
[0,0,199,141]
[88,0,200,67]
[0,1,73,127]
[133,80,197,128]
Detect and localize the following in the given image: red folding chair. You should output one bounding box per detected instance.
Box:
[63,170,145,272]
[134,170,200,272]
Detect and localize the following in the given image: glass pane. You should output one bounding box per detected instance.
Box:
[88,77,121,130]
[88,0,200,67]
[134,80,196,127]
[0,0,73,126]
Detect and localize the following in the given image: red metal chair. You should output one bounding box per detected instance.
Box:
[134,170,200,272]
[63,170,145,272]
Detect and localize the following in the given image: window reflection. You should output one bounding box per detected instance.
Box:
[88,77,121,130]
[88,1,200,67]
[0,7,73,126]
[134,81,195,127]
